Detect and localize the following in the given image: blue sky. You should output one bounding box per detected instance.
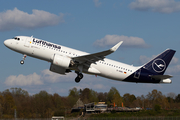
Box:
[1,0,180,97]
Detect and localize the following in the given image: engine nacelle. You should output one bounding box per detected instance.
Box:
[52,54,71,68]
[50,64,66,74]
[50,54,72,74]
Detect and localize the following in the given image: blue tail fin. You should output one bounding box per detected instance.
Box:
[142,49,176,75]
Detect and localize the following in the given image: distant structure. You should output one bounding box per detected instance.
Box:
[84,102,107,113]
[51,116,64,120]
[71,99,142,114]
[73,98,84,108]
[71,98,84,113]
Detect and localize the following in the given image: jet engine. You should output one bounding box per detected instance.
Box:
[52,54,71,68]
[50,54,72,74]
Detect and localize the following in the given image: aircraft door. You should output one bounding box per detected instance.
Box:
[24,38,31,47]
[134,69,141,79]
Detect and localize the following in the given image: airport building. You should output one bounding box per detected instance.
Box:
[71,99,141,114]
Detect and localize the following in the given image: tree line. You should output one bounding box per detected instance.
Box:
[0,87,180,118]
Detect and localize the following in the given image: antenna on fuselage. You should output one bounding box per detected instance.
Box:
[31,35,33,38]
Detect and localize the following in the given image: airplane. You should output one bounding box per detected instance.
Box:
[4,36,176,84]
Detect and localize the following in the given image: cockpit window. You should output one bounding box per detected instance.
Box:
[13,37,20,40]
[13,37,17,40]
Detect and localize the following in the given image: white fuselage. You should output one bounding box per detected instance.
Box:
[4,36,139,81]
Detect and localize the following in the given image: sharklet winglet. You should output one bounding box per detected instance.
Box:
[110,41,123,52]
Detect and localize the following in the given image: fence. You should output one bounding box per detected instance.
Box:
[65,116,180,120]
[1,117,180,120]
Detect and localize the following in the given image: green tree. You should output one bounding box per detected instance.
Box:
[107,87,122,107]
[10,88,29,97]
[146,89,169,109]
[123,93,136,107]
[98,92,108,102]
[0,94,4,118]
[175,94,180,103]
[80,88,98,104]
[68,87,79,107]
[107,87,117,103]
[9,88,30,118]
[80,88,91,103]
[112,92,122,107]
[68,87,79,98]
[51,93,62,116]
[154,104,161,111]
[52,93,62,109]
[2,89,15,118]
[33,91,53,118]
[89,89,98,102]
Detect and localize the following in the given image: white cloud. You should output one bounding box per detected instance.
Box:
[166,65,180,74]
[4,67,180,96]
[71,83,108,91]
[5,73,43,86]
[41,69,75,83]
[93,0,102,7]
[0,8,64,31]
[4,69,76,86]
[171,57,179,65]
[94,35,149,48]
[139,55,156,65]
[139,55,178,65]
[4,68,109,96]
[93,84,105,89]
[129,0,180,13]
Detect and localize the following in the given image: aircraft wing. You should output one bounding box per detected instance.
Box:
[72,41,123,64]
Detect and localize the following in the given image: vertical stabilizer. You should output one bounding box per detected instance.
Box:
[142,49,176,75]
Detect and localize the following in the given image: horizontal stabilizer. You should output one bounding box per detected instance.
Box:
[150,75,173,80]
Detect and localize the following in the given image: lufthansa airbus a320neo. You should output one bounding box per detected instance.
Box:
[4,36,176,83]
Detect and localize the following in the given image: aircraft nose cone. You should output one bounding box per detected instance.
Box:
[4,40,8,46]
[4,39,12,47]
